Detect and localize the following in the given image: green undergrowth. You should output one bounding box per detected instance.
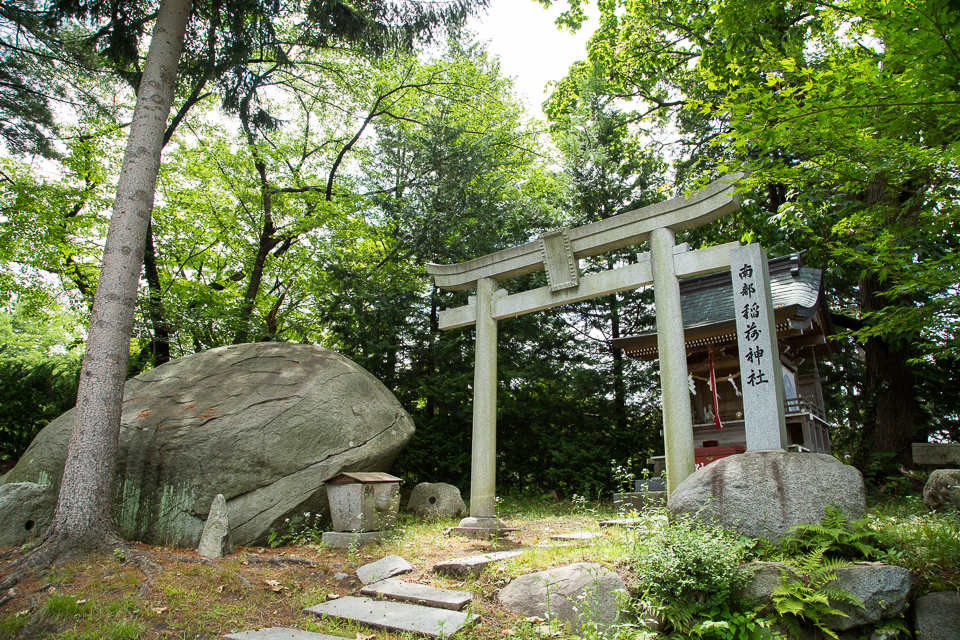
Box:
[870,498,960,593]
[1,492,956,640]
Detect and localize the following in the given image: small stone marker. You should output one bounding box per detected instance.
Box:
[356,554,412,584]
[408,482,468,519]
[549,531,600,541]
[198,494,234,558]
[304,596,479,639]
[224,629,348,640]
[360,578,473,611]
[432,550,523,578]
[730,244,787,450]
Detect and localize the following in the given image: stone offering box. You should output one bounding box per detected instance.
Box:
[325,472,401,532]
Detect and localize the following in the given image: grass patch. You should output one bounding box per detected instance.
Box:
[871,506,960,593]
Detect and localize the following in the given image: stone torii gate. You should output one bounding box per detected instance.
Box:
[426,173,752,536]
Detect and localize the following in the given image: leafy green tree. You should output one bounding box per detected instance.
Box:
[1,0,488,579]
[548,70,666,452]
[542,0,960,473]
[0,303,83,468]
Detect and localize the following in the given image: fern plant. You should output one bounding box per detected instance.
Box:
[780,506,883,560]
[770,548,864,639]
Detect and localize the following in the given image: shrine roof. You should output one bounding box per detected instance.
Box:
[613,253,831,358]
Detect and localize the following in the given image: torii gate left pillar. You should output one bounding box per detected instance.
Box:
[426,174,743,536]
[461,276,501,529]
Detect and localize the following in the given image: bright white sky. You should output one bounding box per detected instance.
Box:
[468,0,594,118]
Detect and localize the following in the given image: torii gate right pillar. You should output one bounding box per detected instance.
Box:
[650,227,696,494]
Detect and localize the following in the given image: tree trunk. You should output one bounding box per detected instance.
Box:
[856,273,921,472]
[853,174,923,475]
[41,0,191,553]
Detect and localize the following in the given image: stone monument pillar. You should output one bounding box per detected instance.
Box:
[731,244,787,450]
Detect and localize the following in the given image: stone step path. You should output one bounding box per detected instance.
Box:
[224,629,348,640]
[305,596,479,639]
[432,549,523,578]
[598,517,644,527]
[549,531,601,541]
[356,554,412,585]
[360,577,473,611]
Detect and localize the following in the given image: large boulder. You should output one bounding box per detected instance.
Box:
[0,343,414,547]
[498,563,628,636]
[667,450,865,543]
[922,469,960,512]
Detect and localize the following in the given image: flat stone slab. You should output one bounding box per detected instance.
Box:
[447,526,518,539]
[550,531,600,541]
[432,550,523,577]
[322,531,384,549]
[224,629,348,640]
[598,518,644,527]
[360,578,473,610]
[356,554,412,584]
[304,596,479,639]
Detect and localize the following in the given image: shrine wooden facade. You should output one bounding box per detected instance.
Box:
[614,253,835,464]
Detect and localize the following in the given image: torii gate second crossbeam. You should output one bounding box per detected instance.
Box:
[425,173,744,536]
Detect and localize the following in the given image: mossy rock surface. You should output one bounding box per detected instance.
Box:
[1,343,414,546]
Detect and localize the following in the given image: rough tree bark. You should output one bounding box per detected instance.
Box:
[2,0,192,582]
[853,174,923,474]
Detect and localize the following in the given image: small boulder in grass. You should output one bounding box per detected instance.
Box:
[923,469,960,512]
[408,482,467,519]
[498,563,628,636]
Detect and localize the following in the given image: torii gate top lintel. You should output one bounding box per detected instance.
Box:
[425,172,744,292]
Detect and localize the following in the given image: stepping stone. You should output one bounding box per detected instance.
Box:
[224,629,348,640]
[550,531,600,541]
[598,517,644,527]
[432,550,523,578]
[360,577,473,611]
[356,554,412,584]
[305,596,479,639]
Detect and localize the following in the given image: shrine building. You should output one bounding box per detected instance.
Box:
[613,253,836,471]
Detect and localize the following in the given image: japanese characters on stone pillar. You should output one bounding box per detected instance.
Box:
[731,243,788,450]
